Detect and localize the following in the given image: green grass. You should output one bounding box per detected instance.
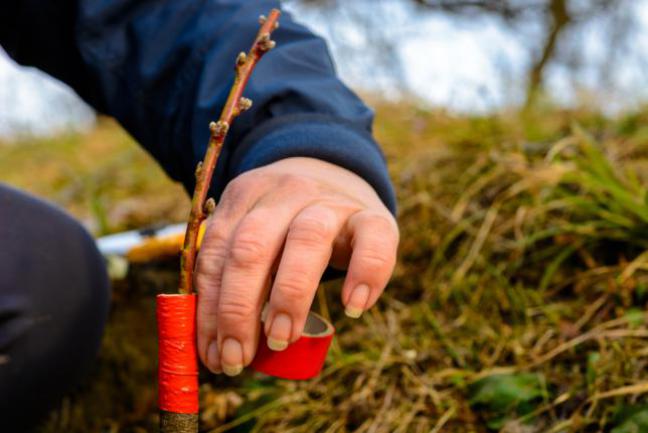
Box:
[3,103,648,432]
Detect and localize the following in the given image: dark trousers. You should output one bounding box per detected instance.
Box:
[0,184,110,431]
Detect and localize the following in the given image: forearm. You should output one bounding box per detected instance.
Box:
[0,0,396,212]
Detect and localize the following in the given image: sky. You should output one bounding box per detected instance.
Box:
[1,1,648,138]
[290,0,648,112]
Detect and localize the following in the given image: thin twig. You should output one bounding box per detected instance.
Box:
[430,405,456,433]
[178,10,281,294]
[590,381,648,401]
[530,328,648,367]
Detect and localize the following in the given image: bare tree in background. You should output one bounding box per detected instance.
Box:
[289,0,638,107]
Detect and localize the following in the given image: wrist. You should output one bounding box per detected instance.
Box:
[226,114,397,214]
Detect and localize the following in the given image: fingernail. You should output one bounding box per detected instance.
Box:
[207,340,221,373]
[261,303,269,322]
[267,313,292,351]
[221,338,243,376]
[268,337,288,351]
[345,284,370,319]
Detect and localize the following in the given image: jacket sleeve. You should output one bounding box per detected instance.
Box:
[0,0,396,212]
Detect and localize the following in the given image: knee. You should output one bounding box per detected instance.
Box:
[0,185,110,427]
[0,184,110,316]
[1,186,111,348]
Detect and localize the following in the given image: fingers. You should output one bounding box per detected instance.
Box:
[341,210,399,318]
[264,205,346,349]
[214,206,293,375]
[195,173,268,373]
[195,218,230,374]
[196,166,399,380]
[204,175,322,375]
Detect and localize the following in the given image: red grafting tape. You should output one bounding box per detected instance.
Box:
[251,311,334,380]
[156,294,199,414]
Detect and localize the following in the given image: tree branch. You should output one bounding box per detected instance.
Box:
[525,0,570,106]
[412,0,539,20]
[178,9,281,295]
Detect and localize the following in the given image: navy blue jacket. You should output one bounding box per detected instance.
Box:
[0,1,396,212]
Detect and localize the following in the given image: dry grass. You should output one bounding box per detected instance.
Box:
[2,102,648,432]
[0,118,190,234]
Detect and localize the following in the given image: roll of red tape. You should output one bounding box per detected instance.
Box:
[251,311,334,380]
[156,293,199,414]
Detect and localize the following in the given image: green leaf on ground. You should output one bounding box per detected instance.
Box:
[469,373,546,430]
[611,405,648,433]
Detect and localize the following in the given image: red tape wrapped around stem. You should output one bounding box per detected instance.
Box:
[157,294,199,414]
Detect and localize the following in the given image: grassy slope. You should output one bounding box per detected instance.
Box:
[2,104,648,433]
[0,118,190,235]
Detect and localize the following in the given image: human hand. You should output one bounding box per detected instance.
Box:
[195,157,399,376]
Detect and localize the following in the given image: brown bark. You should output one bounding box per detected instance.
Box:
[160,412,199,433]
